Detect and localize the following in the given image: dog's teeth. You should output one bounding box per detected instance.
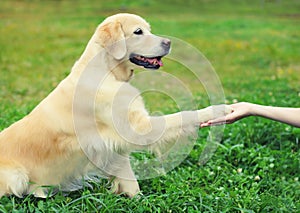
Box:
[133,55,161,66]
[135,55,142,60]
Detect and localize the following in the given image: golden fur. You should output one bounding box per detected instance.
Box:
[0,13,230,198]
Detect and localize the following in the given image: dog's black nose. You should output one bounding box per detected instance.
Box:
[161,39,171,51]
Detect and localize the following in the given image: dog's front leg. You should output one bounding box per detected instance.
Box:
[124,105,232,149]
[154,105,231,134]
[109,156,140,198]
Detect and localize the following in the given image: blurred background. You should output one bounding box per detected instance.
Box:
[1,0,299,111]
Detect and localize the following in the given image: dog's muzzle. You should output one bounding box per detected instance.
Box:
[129,39,171,70]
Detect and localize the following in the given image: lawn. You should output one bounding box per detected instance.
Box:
[0,0,299,212]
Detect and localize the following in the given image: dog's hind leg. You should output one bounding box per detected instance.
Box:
[0,159,29,198]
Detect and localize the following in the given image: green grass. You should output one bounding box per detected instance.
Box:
[0,0,300,212]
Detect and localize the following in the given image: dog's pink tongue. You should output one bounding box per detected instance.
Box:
[158,59,163,67]
[147,58,164,67]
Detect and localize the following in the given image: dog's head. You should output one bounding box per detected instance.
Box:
[96,13,171,81]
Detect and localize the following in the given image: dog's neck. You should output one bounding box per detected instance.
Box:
[110,61,134,82]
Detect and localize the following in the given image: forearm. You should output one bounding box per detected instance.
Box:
[250,104,300,128]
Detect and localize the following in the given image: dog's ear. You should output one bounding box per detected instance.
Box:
[97,21,127,60]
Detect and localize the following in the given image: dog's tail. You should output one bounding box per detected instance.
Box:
[0,159,29,198]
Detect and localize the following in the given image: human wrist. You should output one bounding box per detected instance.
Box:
[246,102,260,116]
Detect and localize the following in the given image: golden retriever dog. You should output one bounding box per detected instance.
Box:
[0,13,230,198]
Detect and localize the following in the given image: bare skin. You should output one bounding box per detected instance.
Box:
[201,102,300,128]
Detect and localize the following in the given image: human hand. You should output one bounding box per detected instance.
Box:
[200,102,254,127]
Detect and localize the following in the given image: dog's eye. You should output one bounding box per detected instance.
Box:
[134,28,143,35]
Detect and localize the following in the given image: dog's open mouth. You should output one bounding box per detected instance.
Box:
[129,54,164,69]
